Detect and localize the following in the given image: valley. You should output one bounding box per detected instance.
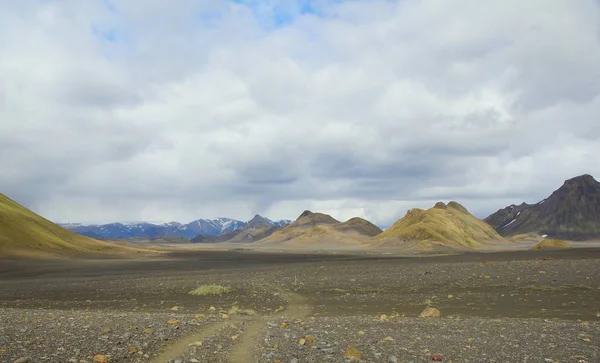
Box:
[2,175,600,362]
[1,248,599,363]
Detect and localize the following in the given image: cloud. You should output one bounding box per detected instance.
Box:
[1,0,599,226]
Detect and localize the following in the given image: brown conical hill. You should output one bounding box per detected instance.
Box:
[0,193,132,258]
[335,217,383,237]
[290,210,341,227]
[257,212,378,246]
[371,201,503,249]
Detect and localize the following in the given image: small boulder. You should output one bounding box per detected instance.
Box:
[432,353,442,361]
[344,345,362,360]
[13,358,30,363]
[92,355,109,363]
[419,307,441,318]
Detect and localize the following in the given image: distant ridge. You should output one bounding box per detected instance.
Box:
[191,214,285,243]
[485,174,600,240]
[61,216,292,240]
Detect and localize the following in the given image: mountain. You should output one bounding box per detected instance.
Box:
[61,216,291,240]
[371,201,503,249]
[191,214,286,243]
[257,211,382,246]
[0,193,128,258]
[484,174,600,240]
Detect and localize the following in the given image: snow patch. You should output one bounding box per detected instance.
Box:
[538,199,546,205]
[541,234,548,238]
[500,219,516,230]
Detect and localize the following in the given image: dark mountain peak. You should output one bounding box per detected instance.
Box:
[562,174,598,188]
[299,210,314,218]
[245,214,272,229]
[485,174,600,240]
[433,202,447,209]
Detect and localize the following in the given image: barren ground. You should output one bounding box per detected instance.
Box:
[0,247,599,363]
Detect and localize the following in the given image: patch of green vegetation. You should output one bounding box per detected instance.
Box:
[227,305,257,315]
[531,239,571,250]
[188,284,232,296]
[517,284,592,291]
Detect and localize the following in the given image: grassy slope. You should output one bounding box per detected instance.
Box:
[372,202,503,249]
[0,193,130,258]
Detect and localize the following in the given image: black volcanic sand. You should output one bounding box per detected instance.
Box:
[0,248,599,363]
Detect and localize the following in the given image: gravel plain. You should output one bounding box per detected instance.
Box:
[0,247,599,363]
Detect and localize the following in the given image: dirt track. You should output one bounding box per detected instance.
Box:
[0,248,599,362]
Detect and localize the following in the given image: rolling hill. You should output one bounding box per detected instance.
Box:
[0,193,131,258]
[485,174,600,240]
[257,211,382,246]
[371,201,503,249]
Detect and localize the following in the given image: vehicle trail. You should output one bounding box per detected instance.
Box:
[227,286,311,363]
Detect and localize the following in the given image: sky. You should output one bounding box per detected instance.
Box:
[1,0,600,226]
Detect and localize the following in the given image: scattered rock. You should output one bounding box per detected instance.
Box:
[170,306,180,311]
[193,313,206,319]
[167,320,179,325]
[281,322,288,328]
[388,355,399,363]
[92,355,109,363]
[383,336,394,341]
[128,346,137,354]
[13,358,30,363]
[221,313,229,319]
[101,328,112,334]
[344,345,362,360]
[305,335,317,344]
[419,307,441,318]
[143,327,153,334]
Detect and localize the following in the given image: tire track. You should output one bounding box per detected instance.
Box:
[227,286,311,363]
[148,319,240,363]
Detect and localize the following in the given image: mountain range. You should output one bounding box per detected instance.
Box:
[485,174,600,240]
[60,216,292,240]
[2,173,599,258]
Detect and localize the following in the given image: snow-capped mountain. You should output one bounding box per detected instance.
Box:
[59,216,292,240]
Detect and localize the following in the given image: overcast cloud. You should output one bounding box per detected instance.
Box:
[1,0,599,226]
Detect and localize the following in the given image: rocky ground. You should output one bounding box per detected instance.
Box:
[0,248,599,363]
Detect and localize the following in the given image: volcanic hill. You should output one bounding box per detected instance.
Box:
[371,201,503,249]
